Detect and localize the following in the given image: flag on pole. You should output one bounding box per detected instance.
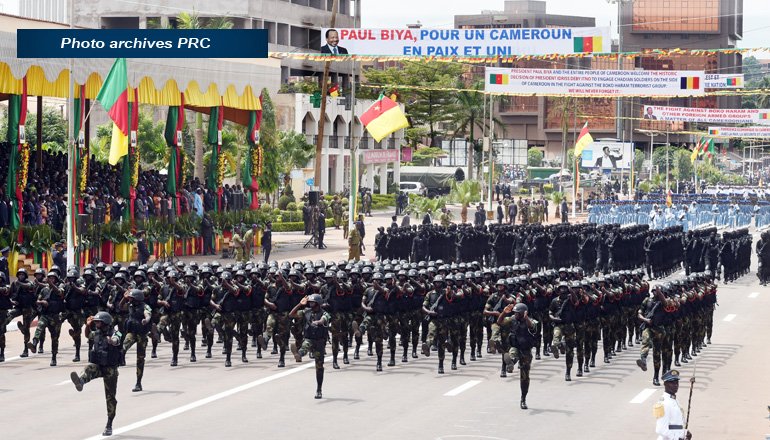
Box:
[706,138,716,158]
[389,91,398,102]
[329,84,339,98]
[349,149,358,227]
[690,137,705,163]
[360,94,409,142]
[96,58,129,165]
[666,189,672,208]
[574,122,593,157]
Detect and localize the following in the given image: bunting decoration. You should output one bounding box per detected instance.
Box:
[165,95,185,216]
[7,77,28,238]
[242,96,263,210]
[207,100,225,211]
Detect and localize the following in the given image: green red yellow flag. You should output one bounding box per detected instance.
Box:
[574,122,593,157]
[96,58,129,165]
[329,84,339,98]
[360,94,409,142]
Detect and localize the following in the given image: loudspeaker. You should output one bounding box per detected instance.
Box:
[233,192,244,211]
[308,191,319,207]
[77,214,90,235]
[92,206,105,225]
[160,201,168,219]
[168,205,176,225]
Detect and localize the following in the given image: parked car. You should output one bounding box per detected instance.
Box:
[399,181,427,196]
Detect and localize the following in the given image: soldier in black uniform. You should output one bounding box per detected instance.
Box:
[120,289,152,392]
[290,294,330,399]
[499,302,537,409]
[70,311,122,437]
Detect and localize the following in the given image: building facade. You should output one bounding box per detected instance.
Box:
[18,0,67,24]
[455,0,743,162]
[69,0,360,83]
[274,93,406,195]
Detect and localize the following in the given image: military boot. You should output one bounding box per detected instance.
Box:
[476,346,482,358]
[342,350,349,365]
[225,352,232,367]
[278,349,286,368]
[653,369,660,386]
[206,345,212,359]
[604,354,610,363]
[520,396,528,410]
[170,348,178,367]
[621,340,627,350]
[367,341,374,357]
[73,345,81,362]
[616,341,623,353]
[590,357,596,368]
[637,356,648,371]
[674,354,681,367]
[354,342,361,360]
[332,352,340,369]
[438,359,445,374]
[50,353,57,367]
[503,352,518,373]
[133,380,142,392]
[290,343,302,362]
[576,363,583,377]
[26,338,39,354]
[565,368,572,382]
[628,337,634,347]
[584,362,590,373]
[271,341,278,355]
[256,346,262,359]
[470,345,476,361]
[257,333,269,351]
[252,336,257,348]
[315,368,324,399]
[190,344,197,363]
[412,346,418,359]
[151,323,160,344]
[0,347,5,362]
[38,341,44,354]
[71,371,84,391]
[421,342,431,357]
[459,348,466,366]
[119,351,126,367]
[451,352,458,370]
[103,418,114,436]
[376,354,383,371]
[535,347,540,361]
[691,347,698,357]
[151,343,158,359]
[549,343,560,359]
[500,360,507,378]
[387,350,396,367]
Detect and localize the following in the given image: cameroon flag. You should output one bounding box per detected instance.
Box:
[574,36,602,53]
[329,84,339,98]
[96,58,129,165]
[574,122,594,156]
[360,94,409,142]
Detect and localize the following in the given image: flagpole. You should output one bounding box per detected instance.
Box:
[65,0,75,268]
[348,57,357,228]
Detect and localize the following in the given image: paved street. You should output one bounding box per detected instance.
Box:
[1,208,768,440]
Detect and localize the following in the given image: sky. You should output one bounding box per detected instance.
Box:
[363,0,770,52]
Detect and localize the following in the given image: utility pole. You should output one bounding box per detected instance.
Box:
[314,0,339,191]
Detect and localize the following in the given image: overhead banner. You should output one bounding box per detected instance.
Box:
[320,27,611,57]
[707,127,770,138]
[485,67,705,96]
[363,149,399,164]
[643,105,770,124]
[703,74,744,89]
[580,140,634,170]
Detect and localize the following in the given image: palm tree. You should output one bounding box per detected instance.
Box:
[449,179,481,223]
[277,130,316,187]
[203,124,241,178]
[550,191,566,218]
[173,9,234,181]
[450,78,503,181]
[548,97,584,171]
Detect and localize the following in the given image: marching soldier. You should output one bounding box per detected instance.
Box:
[26,271,65,366]
[120,289,153,391]
[500,302,537,409]
[290,294,331,399]
[70,311,122,437]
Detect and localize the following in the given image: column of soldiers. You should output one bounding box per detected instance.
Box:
[0,254,722,435]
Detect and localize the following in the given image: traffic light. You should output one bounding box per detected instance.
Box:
[310,92,322,108]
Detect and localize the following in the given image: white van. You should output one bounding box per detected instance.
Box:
[399,181,426,196]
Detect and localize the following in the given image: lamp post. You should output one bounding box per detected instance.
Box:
[637,129,661,180]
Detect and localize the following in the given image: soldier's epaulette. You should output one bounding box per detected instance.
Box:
[653,399,665,418]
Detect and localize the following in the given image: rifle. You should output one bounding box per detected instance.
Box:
[362,284,383,319]
[639,299,662,331]
[425,287,450,322]
[486,292,509,323]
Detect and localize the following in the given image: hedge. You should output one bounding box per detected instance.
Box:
[272,218,334,232]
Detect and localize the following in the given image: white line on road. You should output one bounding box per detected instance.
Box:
[749,292,760,298]
[444,380,482,397]
[723,314,736,322]
[629,388,657,404]
[82,357,320,440]
[55,380,71,386]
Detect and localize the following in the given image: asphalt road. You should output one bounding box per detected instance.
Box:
[1,211,768,440]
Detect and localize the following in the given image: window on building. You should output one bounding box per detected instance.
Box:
[632,0,719,32]
[681,34,690,39]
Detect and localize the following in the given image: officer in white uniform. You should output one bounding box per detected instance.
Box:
[654,369,693,440]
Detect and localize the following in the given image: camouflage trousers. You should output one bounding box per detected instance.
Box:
[625,306,639,343]
[264,311,290,351]
[403,309,422,350]
[660,324,673,368]
[297,337,326,372]
[704,305,714,341]
[236,310,251,352]
[358,314,387,356]
[34,313,63,354]
[329,311,352,355]
[79,363,119,420]
[490,322,511,353]
[158,311,183,354]
[182,309,206,339]
[250,308,267,348]
[574,322,586,366]
[291,315,304,347]
[508,346,533,396]
[111,313,128,338]
[551,323,576,369]
[601,314,617,357]
[386,314,402,350]
[427,317,452,361]
[640,326,665,371]
[212,311,237,354]
[453,313,469,355]
[692,311,705,348]
[123,332,148,381]
[468,310,484,351]
[584,318,601,363]
[7,307,35,344]
[62,310,86,349]
[673,317,688,357]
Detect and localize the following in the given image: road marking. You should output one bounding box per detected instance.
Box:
[723,314,736,322]
[3,356,21,362]
[55,380,71,386]
[629,388,657,404]
[444,380,482,397]
[82,357,320,440]
[749,292,759,298]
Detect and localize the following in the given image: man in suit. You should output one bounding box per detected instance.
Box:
[422,209,433,225]
[594,146,622,169]
[136,231,151,264]
[643,107,657,120]
[320,29,348,55]
[262,222,272,262]
[474,204,486,226]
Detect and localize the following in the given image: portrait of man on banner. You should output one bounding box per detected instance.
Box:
[594,146,623,169]
[643,107,657,120]
[320,29,348,55]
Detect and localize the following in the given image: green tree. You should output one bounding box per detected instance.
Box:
[743,56,762,82]
[258,89,280,203]
[24,106,67,152]
[449,179,481,223]
[361,60,466,147]
[528,148,543,167]
[449,78,503,180]
[673,148,694,181]
[277,129,315,186]
[136,108,168,169]
[547,97,584,170]
[408,146,445,166]
[634,148,645,174]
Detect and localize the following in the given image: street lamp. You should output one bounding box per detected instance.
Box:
[637,129,661,179]
[606,0,638,140]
